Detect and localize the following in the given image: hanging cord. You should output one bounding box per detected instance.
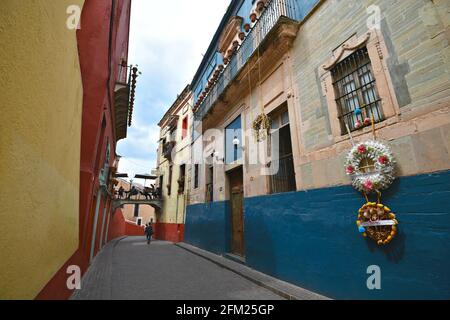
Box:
[376,190,382,204]
[363,191,369,203]
[257,28,264,115]
[371,115,376,140]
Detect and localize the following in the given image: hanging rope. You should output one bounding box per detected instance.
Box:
[251,25,271,142]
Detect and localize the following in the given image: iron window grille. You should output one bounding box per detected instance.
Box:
[268,107,296,194]
[332,47,384,133]
[194,164,199,189]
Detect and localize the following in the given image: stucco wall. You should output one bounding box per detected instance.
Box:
[291,0,450,190]
[185,201,231,254]
[0,0,84,299]
[185,170,450,299]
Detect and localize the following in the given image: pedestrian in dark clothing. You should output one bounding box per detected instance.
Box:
[144,223,154,244]
[118,186,125,199]
[128,186,139,199]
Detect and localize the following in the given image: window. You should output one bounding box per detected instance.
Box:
[134,204,140,217]
[332,47,383,133]
[206,166,213,202]
[268,106,296,194]
[225,115,242,164]
[192,120,201,141]
[194,164,199,189]
[178,164,186,194]
[159,175,164,196]
[168,165,173,196]
[182,116,188,139]
[170,127,177,142]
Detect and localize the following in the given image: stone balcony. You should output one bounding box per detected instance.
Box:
[194,0,300,129]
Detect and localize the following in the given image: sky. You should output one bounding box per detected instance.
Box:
[117,0,231,181]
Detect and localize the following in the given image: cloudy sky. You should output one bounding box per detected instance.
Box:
[117,0,231,180]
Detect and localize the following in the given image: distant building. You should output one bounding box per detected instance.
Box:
[182,0,450,299]
[117,179,156,226]
[155,85,193,242]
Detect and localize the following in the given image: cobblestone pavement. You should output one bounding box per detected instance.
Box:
[71,237,284,300]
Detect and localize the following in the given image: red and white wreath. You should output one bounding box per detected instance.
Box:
[345,140,396,193]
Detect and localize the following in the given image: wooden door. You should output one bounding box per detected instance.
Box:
[231,186,244,256]
[229,167,244,257]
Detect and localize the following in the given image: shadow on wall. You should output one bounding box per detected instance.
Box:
[108,209,126,241]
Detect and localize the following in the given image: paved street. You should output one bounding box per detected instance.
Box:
[72,237,284,300]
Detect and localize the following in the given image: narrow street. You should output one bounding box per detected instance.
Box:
[2,0,449,303]
[72,237,283,300]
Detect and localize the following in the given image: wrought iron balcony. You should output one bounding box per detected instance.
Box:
[114,63,140,141]
[162,141,176,161]
[194,0,300,121]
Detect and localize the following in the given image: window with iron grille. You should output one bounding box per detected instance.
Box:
[332,47,383,133]
[194,164,199,189]
[268,105,296,194]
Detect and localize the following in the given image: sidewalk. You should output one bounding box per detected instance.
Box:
[176,242,330,300]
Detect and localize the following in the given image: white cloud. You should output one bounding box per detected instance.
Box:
[117,0,231,179]
[118,156,156,184]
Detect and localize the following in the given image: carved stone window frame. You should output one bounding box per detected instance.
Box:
[319,29,400,141]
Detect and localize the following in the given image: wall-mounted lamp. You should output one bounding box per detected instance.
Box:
[233,136,245,151]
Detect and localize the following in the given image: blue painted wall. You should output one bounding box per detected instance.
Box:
[185,171,450,299]
[295,0,319,20]
[185,201,231,254]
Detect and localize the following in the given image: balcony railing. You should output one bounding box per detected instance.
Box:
[195,0,300,120]
[114,63,139,141]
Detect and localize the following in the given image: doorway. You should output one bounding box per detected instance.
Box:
[227,167,244,257]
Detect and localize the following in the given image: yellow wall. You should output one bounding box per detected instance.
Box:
[0,0,85,299]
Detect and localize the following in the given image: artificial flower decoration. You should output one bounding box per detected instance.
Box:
[357,144,367,154]
[378,155,389,165]
[363,180,374,191]
[356,202,399,245]
[345,141,396,193]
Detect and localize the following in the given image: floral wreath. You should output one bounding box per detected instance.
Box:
[356,202,398,245]
[345,140,396,193]
[252,113,271,142]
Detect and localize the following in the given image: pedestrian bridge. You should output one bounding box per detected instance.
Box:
[112,198,163,211]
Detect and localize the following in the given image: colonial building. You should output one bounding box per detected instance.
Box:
[184,0,450,299]
[116,179,156,226]
[0,0,135,299]
[155,85,194,242]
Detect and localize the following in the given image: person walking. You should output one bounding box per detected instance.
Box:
[144,223,154,245]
